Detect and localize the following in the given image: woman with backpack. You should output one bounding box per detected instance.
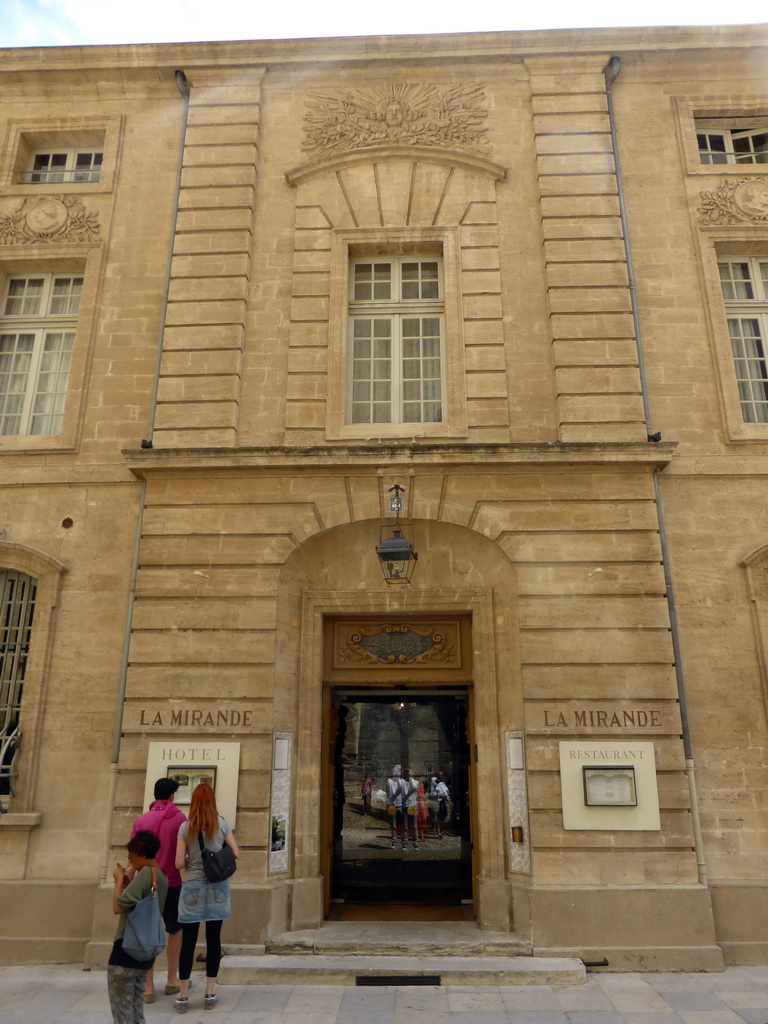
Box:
[174,782,239,1013]
[108,829,168,1024]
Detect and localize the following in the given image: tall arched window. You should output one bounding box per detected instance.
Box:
[0,570,37,810]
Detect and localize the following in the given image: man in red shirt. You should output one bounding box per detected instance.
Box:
[130,777,186,1002]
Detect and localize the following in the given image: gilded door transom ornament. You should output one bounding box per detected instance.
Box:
[334,621,460,667]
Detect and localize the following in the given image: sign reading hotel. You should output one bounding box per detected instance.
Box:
[143,741,240,827]
[123,701,266,734]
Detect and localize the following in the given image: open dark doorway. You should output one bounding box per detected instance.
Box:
[330,689,473,910]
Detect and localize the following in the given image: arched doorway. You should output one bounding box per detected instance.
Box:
[277,517,524,932]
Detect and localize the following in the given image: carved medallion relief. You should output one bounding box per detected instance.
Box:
[302,83,489,158]
[699,178,768,225]
[0,195,100,244]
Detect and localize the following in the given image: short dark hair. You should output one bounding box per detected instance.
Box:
[154,777,179,801]
[127,829,161,860]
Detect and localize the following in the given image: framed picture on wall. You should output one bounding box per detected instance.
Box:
[582,766,637,807]
[166,766,217,805]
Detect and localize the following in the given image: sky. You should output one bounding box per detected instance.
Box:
[2,0,767,49]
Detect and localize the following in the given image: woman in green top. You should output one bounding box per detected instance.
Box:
[108,829,168,1024]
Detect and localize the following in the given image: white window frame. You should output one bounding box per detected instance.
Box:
[1,119,120,192]
[326,228,467,441]
[717,256,768,424]
[21,149,103,184]
[0,274,82,437]
[348,256,445,426]
[697,125,768,166]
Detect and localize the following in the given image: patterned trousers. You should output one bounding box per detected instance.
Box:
[106,964,149,1024]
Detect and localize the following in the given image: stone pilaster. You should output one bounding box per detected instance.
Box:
[526,57,646,443]
[153,67,265,447]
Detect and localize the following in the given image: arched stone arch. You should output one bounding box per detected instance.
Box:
[286,145,506,194]
[271,516,526,931]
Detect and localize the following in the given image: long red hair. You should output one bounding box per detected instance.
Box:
[187,781,219,840]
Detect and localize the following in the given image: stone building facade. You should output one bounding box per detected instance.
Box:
[1,24,767,970]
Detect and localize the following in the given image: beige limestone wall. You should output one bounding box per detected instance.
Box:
[104,451,707,958]
[0,67,187,959]
[602,46,768,956]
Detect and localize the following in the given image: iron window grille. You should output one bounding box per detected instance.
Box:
[0,571,36,810]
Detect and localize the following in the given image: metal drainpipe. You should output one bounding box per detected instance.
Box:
[603,57,708,887]
[99,70,190,883]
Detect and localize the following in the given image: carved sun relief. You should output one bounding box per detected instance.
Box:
[302,83,489,158]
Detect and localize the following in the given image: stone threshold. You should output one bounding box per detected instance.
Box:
[265,921,533,957]
[218,953,586,988]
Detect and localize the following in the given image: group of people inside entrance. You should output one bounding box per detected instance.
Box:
[380,765,452,849]
[107,776,239,1023]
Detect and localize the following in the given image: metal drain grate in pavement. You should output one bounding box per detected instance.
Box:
[356,976,441,986]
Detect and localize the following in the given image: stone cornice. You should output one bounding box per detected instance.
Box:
[1,25,766,73]
[123,441,677,476]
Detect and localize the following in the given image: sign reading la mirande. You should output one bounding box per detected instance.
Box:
[126,705,257,732]
[537,706,667,731]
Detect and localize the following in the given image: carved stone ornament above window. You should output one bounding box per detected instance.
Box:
[302,83,489,158]
[336,621,459,667]
[699,178,768,225]
[0,195,100,244]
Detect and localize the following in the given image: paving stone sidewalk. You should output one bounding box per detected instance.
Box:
[2,963,768,1024]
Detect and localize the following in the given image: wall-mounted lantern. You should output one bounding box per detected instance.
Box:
[376,483,418,584]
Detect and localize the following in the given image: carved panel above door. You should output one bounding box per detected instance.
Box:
[333,620,462,670]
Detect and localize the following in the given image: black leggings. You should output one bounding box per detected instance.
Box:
[179,920,223,980]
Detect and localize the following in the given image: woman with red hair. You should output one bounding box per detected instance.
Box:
[174,782,239,1013]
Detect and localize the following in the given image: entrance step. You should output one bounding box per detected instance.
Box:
[218,922,586,987]
[219,953,586,987]
[266,921,533,957]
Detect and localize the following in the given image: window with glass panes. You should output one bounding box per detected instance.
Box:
[697,125,768,165]
[348,257,443,424]
[21,150,102,184]
[0,274,82,436]
[718,258,768,423]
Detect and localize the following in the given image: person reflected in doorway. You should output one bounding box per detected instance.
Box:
[386,765,408,849]
[403,767,419,849]
[360,773,372,816]
[432,770,452,839]
[415,775,427,842]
